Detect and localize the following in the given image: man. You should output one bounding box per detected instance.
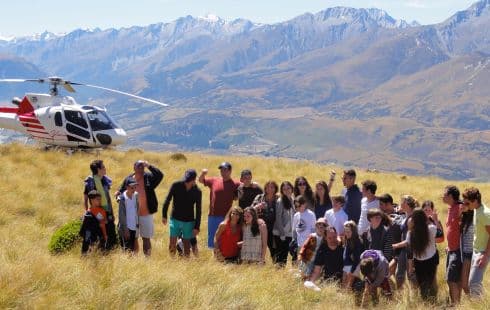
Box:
[341,169,362,224]
[463,187,490,297]
[443,185,463,304]
[162,169,202,257]
[379,193,405,287]
[237,169,263,209]
[309,226,344,284]
[83,159,116,249]
[357,180,380,234]
[199,161,240,248]
[118,160,163,256]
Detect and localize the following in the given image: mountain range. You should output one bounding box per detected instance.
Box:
[0,1,489,180]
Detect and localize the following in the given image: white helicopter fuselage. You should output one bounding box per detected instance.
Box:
[0,93,127,148]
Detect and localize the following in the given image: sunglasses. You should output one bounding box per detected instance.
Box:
[298,182,306,186]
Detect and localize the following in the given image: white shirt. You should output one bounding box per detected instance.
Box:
[406,224,437,261]
[325,208,348,235]
[293,209,316,248]
[357,197,380,234]
[124,191,138,231]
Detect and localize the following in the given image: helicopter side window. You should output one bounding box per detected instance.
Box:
[64,110,88,129]
[54,112,63,127]
[87,110,115,131]
[66,123,91,139]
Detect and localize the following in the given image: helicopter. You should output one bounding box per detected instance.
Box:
[0,77,167,148]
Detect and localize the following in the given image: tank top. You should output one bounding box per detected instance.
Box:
[219,222,241,258]
[241,224,263,262]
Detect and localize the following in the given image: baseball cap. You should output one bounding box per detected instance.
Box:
[183,169,197,182]
[218,162,232,170]
[126,177,138,186]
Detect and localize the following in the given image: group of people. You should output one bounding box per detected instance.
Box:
[78,159,490,306]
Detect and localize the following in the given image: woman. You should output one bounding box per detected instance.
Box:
[314,180,332,219]
[240,207,268,264]
[422,200,444,243]
[273,181,295,267]
[252,180,279,261]
[214,206,243,263]
[294,176,315,212]
[460,208,474,295]
[393,209,439,302]
[342,220,365,288]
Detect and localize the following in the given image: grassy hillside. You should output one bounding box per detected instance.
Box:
[0,143,489,309]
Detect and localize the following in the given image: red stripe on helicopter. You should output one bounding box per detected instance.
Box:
[26,129,48,135]
[21,123,44,130]
[0,107,19,113]
[19,116,41,124]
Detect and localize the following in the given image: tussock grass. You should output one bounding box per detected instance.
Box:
[0,143,489,309]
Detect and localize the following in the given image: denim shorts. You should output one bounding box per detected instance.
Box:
[446,249,462,282]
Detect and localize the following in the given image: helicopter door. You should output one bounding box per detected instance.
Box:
[63,109,91,142]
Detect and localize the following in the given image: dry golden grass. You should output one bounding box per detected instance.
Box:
[0,143,489,309]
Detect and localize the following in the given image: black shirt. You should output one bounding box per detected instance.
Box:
[162,180,202,229]
[238,185,263,209]
[314,243,344,282]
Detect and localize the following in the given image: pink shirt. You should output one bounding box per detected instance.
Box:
[446,203,461,251]
[204,177,240,216]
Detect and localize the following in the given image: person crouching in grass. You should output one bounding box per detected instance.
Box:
[358,250,392,307]
[80,190,108,254]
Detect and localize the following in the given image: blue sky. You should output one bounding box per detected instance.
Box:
[0,0,478,37]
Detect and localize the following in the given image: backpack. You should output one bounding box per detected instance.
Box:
[79,210,103,243]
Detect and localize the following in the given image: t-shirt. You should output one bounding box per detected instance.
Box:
[238,185,263,209]
[314,243,344,281]
[357,198,380,234]
[123,192,138,231]
[292,209,316,248]
[446,203,461,251]
[473,203,490,253]
[325,208,348,235]
[90,206,107,223]
[406,224,437,261]
[204,177,240,217]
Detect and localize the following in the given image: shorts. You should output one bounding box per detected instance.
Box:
[169,218,195,239]
[138,215,154,238]
[343,265,352,273]
[446,249,462,282]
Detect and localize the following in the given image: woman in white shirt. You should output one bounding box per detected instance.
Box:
[393,209,438,302]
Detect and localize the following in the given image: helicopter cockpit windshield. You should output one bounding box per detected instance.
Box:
[86,110,120,131]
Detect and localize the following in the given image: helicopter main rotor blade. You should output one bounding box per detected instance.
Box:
[0,78,44,83]
[74,83,168,107]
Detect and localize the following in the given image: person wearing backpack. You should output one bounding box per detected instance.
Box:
[80,190,108,254]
